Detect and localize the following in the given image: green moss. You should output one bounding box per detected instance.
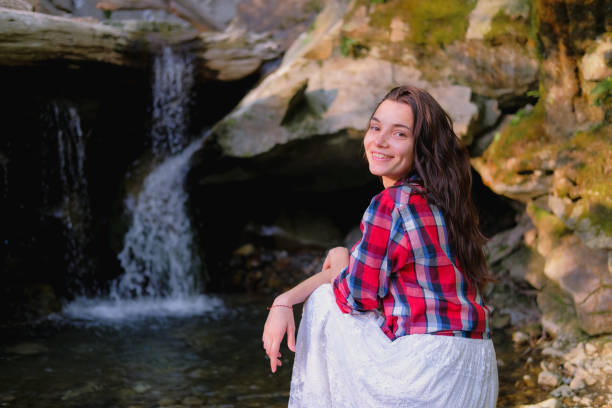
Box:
[339,35,369,57]
[591,76,612,123]
[485,101,549,166]
[484,7,531,44]
[527,202,570,239]
[352,0,476,47]
[530,0,545,60]
[562,125,612,235]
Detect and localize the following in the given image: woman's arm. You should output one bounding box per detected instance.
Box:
[273,247,348,307]
[262,247,349,373]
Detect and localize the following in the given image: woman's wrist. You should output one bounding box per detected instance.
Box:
[273,293,292,307]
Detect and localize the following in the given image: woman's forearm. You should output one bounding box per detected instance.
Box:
[274,265,343,307]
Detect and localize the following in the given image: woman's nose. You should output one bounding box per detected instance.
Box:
[374,131,388,146]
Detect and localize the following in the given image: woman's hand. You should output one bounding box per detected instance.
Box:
[323,247,350,282]
[262,297,296,373]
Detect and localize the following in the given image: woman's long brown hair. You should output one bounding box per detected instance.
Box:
[380,86,492,292]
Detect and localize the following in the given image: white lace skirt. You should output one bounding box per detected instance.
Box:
[289,284,498,408]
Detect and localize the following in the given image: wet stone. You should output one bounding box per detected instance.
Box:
[513,331,530,345]
[5,342,48,355]
[181,396,203,406]
[538,370,560,387]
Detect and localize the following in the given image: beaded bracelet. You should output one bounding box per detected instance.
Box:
[267,304,292,310]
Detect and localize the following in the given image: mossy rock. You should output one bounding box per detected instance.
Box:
[343,0,476,49]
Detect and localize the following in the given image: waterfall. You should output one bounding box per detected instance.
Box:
[114,140,202,299]
[64,47,221,321]
[151,46,194,157]
[44,102,94,294]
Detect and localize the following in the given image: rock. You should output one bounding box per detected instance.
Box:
[537,282,582,340]
[158,398,177,406]
[526,202,569,258]
[518,398,562,408]
[5,342,48,355]
[445,40,538,105]
[541,347,566,358]
[585,342,598,356]
[465,0,529,41]
[491,312,511,329]
[581,36,612,82]
[486,213,532,265]
[544,236,612,335]
[513,330,530,345]
[211,53,479,158]
[573,367,597,388]
[569,375,585,390]
[0,0,33,10]
[550,384,572,398]
[538,370,560,387]
[61,382,102,400]
[132,382,151,393]
[233,243,255,257]
[197,28,280,80]
[523,374,536,387]
[0,9,281,81]
[182,396,203,405]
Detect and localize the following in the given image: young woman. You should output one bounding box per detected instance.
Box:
[262,86,498,407]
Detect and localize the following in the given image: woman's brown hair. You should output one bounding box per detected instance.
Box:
[380,85,492,292]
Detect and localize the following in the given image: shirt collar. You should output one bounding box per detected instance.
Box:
[393,172,423,187]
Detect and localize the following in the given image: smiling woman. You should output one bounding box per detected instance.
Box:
[262,85,498,408]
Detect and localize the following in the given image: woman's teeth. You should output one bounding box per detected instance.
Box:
[372,152,391,159]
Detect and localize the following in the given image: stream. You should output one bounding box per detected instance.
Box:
[0,299,549,408]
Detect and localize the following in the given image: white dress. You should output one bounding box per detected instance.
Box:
[289,284,499,408]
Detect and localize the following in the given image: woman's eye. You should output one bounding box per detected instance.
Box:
[369,125,380,131]
[394,132,407,138]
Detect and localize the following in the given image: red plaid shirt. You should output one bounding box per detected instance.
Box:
[332,176,491,341]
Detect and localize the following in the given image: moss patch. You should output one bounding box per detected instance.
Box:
[346,0,476,47]
[484,7,531,44]
[560,125,612,235]
[483,102,551,174]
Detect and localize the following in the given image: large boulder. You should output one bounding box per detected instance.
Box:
[195,0,540,190]
[0,9,281,81]
[473,0,612,335]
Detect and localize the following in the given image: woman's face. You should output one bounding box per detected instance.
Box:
[364,99,415,188]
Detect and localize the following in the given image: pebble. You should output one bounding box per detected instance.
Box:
[523,374,536,387]
[541,347,566,358]
[132,382,151,393]
[575,367,597,386]
[5,342,48,355]
[585,343,597,355]
[538,370,560,387]
[518,398,561,408]
[181,396,203,406]
[513,331,530,345]
[158,398,177,406]
[569,375,585,390]
[550,384,573,398]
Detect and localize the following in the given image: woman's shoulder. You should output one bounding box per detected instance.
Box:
[378,181,425,209]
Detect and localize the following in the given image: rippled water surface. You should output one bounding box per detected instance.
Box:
[0,295,293,408]
[1,296,547,408]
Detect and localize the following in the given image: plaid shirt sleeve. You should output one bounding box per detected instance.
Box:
[332,190,403,314]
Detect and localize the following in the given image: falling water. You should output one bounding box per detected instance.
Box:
[64,47,220,321]
[151,46,194,157]
[44,103,94,294]
[114,140,202,299]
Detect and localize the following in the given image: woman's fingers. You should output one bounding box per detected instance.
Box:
[287,324,296,352]
[269,340,280,372]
